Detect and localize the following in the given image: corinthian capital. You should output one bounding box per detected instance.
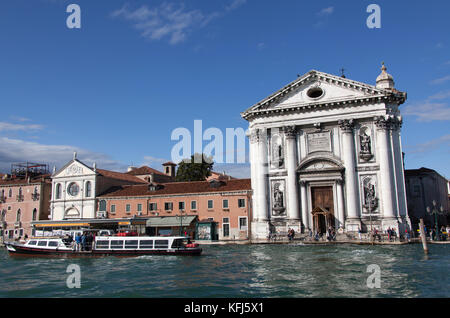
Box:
[374,116,395,130]
[338,119,355,133]
[283,126,297,139]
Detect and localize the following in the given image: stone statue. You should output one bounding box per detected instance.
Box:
[359,129,373,161]
[363,180,378,210]
[271,135,284,169]
[360,131,371,154]
[272,183,285,215]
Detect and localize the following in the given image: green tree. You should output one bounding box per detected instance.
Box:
[175,153,214,182]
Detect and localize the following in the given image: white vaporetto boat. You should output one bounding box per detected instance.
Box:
[4,236,202,257]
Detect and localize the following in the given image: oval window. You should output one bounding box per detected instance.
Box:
[306,87,324,99]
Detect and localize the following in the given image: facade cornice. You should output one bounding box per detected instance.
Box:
[241,70,407,121]
[242,94,405,121]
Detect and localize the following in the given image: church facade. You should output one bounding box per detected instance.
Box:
[241,64,410,239]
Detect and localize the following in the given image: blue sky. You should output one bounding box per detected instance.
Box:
[0,0,449,179]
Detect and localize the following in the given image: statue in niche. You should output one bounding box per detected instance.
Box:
[272,182,286,216]
[363,178,378,211]
[359,128,373,161]
[271,135,284,169]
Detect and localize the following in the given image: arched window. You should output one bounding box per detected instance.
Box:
[1,210,6,221]
[18,187,22,196]
[16,209,21,222]
[32,208,37,221]
[55,183,61,199]
[85,181,92,197]
[8,188,12,197]
[99,200,106,211]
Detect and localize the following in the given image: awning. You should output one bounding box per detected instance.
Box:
[146,216,197,227]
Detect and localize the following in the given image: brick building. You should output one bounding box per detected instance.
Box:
[98,178,252,241]
[0,163,52,242]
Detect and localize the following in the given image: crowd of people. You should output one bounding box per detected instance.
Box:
[62,232,96,251]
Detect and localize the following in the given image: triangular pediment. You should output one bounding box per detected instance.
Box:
[53,159,96,178]
[241,70,405,120]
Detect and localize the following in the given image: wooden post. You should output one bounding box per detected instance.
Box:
[419,218,428,255]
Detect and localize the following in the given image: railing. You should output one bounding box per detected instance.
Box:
[0,195,5,203]
[16,194,24,202]
[0,221,6,229]
[96,211,107,218]
[14,221,21,228]
[32,192,40,201]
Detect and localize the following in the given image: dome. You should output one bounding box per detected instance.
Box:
[376,62,395,89]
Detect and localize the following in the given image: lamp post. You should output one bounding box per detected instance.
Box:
[176,209,186,237]
[426,200,444,241]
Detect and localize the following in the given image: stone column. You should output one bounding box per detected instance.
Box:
[336,179,345,229]
[338,119,361,231]
[249,129,259,219]
[284,126,300,221]
[257,129,269,221]
[374,116,397,219]
[391,118,407,218]
[300,180,309,230]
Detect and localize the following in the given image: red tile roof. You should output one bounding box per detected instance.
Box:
[96,169,147,184]
[99,178,251,197]
[125,166,166,176]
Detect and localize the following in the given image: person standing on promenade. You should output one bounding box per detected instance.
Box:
[81,233,86,251]
[75,233,81,251]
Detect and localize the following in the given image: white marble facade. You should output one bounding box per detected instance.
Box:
[242,64,410,239]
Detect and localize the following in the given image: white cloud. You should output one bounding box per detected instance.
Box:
[0,137,127,173]
[111,1,246,45]
[0,122,44,132]
[405,134,450,154]
[402,101,450,122]
[430,75,450,85]
[429,89,450,100]
[317,6,334,16]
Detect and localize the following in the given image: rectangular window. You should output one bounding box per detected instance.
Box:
[139,240,154,249]
[48,241,58,247]
[111,205,116,213]
[28,241,37,246]
[191,201,197,210]
[125,240,139,249]
[165,202,173,211]
[208,200,213,210]
[110,240,124,248]
[38,241,48,247]
[223,223,230,237]
[239,217,248,231]
[149,203,157,211]
[96,240,110,249]
[126,204,131,213]
[154,240,169,249]
[223,199,229,209]
[179,201,185,210]
[238,198,246,208]
[137,204,142,212]
[223,217,230,223]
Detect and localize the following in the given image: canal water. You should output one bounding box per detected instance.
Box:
[0,243,448,298]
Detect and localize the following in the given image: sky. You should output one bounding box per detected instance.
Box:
[0,0,449,179]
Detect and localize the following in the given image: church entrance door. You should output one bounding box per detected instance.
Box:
[311,186,335,234]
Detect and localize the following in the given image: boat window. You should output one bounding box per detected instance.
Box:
[171,239,184,249]
[154,240,169,249]
[28,241,37,245]
[125,240,138,249]
[96,240,110,249]
[139,240,153,249]
[48,241,58,247]
[110,240,124,248]
[38,241,48,247]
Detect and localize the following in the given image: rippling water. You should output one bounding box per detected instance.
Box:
[0,244,448,297]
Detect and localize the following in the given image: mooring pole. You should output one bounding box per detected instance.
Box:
[419,218,428,255]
